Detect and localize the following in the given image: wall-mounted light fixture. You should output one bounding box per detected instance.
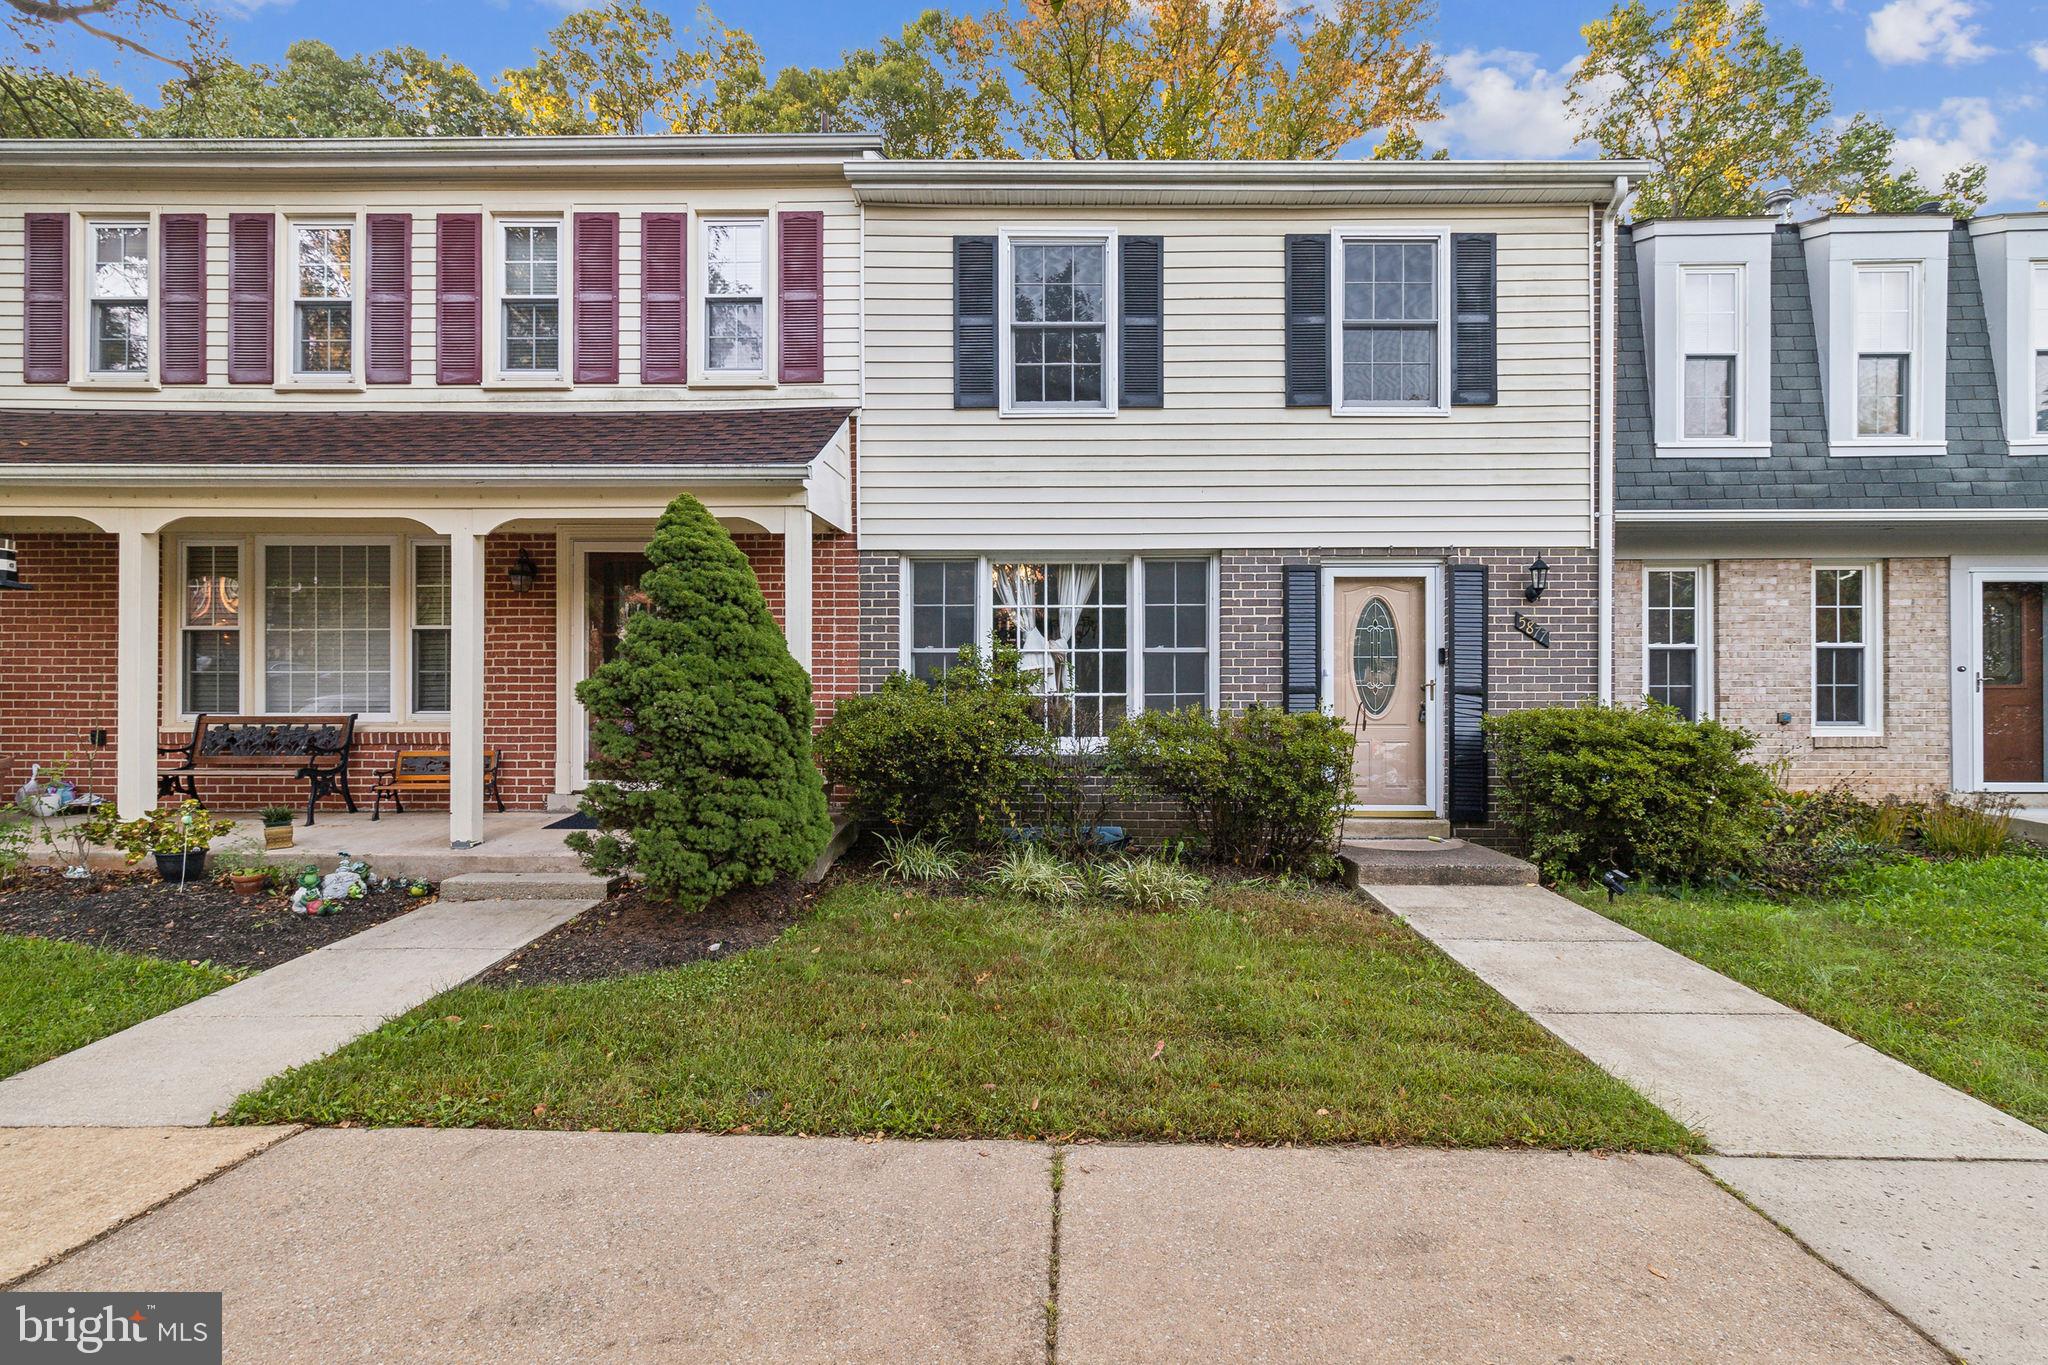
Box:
[0,535,33,591]
[507,549,539,595]
[1523,555,1549,603]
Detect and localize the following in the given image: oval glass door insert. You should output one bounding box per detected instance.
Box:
[1352,597,1399,717]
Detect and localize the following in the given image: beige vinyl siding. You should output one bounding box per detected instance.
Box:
[0,180,859,410]
[860,204,1595,551]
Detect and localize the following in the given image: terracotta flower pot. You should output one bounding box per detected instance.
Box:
[229,871,270,896]
[263,825,294,850]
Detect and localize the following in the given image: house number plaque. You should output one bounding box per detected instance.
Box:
[1512,611,1551,649]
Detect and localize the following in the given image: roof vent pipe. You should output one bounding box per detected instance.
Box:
[1763,186,1798,222]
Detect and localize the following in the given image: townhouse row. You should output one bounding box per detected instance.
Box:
[0,136,2040,847]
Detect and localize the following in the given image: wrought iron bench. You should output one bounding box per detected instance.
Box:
[157,714,359,826]
[371,747,505,821]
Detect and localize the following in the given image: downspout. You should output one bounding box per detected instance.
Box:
[1597,175,1627,705]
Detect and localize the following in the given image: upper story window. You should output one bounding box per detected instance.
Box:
[1854,265,1916,438]
[1680,267,1739,439]
[2033,261,2047,435]
[87,222,149,375]
[703,220,765,375]
[1007,238,1110,411]
[500,222,561,375]
[1337,237,1441,412]
[292,223,354,376]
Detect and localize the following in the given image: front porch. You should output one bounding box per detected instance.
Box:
[255,809,587,879]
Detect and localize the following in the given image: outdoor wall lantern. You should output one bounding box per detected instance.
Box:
[1523,555,1549,603]
[0,535,33,591]
[507,549,539,595]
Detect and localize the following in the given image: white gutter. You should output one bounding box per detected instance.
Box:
[1597,174,1627,705]
[0,463,810,486]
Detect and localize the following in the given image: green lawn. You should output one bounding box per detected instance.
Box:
[231,879,1695,1149]
[0,934,241,1079]
[1568,855,2048,1130]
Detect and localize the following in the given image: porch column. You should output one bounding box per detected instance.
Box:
[114,524,162,817]
[782,506,813,672]
[447,520,487,848]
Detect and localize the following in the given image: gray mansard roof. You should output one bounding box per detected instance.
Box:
[1614,222,2048,512]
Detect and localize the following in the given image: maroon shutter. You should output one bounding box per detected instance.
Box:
[158,213,207,385]
[365,212,412,385]
[777,210,825,384]
[435,212,482,384]
[23,213,68,383]
[639,211,686,384]
[572,211,620,384]
[226,212,274,384]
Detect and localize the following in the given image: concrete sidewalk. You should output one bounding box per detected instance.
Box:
[14,1129,1939,1363]
[0,897,591,1127]
[1377,882,2048,1365]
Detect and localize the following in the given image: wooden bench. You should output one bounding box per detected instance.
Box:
[371,747,505,822]
[158,714,359,827]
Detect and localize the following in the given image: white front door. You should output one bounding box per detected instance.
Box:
[1325,565,1444,814]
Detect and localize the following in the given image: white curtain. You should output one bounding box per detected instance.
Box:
[994,565,1052,685]
[1051,563,1099,693]
[994,563,1098,695]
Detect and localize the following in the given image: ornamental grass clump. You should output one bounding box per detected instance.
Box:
[1099,855,1210,911]
[569,494,831,909]
[876,833,966,884]
[983,842,1085,905]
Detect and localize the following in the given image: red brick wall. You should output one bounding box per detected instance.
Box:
[0,532,121,802]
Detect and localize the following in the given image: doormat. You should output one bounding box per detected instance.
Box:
[544,812,597,830]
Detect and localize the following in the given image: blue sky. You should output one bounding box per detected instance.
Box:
[26,0,2048,206]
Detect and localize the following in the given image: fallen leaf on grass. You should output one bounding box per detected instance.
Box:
[1030,1097,1041,1111]
[1149,1040,1165,1062]
[532,1103,548,1117]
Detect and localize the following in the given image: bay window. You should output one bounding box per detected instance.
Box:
[1854,266,1915,437]
[88,222,149,374]
[1336,236,1443,412]
[1679,267,1738,439]
[703,220,765,374]
[1644,567,1708,720]
[1005,236,1112,411]
[292,223,354,376]
[180,543,240,715]
[500,222,561,375]
[1815,565,1881,732]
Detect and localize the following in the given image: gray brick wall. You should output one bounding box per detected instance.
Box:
[857,549,900,691]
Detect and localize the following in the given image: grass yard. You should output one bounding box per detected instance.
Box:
[231,879,1695,1149]
[0,934,241,1079]
[1569,855,2048,1131]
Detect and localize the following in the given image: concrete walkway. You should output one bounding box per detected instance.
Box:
[0,896,591,1127]
[10,1129,1939,1363]
[1377,882,2048,1365]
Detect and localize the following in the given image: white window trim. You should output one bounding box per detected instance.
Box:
[694,214,775,387]
[1812,561,1884,738]
[1641,563,1713,719]
[1849,262,1921,446]
[1634,219,1775,458]
[1328,227,1452,419]
[997,226,1120,419]
[1674,265,1745,448]
[409,537,453,720]
[488,216,568,387]
[161,533,451,727]
[1802,216,1950,459]
[278,214,365,390]
[2032,259,2048,444]
[74,216,156,389]
[172,538,243,718]
[895,553,1221,738]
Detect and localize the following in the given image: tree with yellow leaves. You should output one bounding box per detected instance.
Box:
[988,0,1441,160]
[498,1,762,136]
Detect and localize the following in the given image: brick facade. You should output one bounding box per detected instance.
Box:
[1614,556,1952,797]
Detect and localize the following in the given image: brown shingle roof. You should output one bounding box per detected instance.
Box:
[0,407,852,468]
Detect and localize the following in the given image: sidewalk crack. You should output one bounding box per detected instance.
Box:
[1045,1147,1064,1365]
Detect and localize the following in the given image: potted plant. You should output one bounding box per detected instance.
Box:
[84,801,238,883]
[213,840,273,896]
[260,806,297,850]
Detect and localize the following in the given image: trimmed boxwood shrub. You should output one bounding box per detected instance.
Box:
[569,493,831,908]
[817,649,1043,847]
[1484,703,1776,885]
[1107,704,1355,874]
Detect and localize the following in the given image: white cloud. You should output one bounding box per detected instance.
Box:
[1891,97,2044,205]
[1865,0,1995,66]
[1426,49,1590,159]
[2030,40,2048,71]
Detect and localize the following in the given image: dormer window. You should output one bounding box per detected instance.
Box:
[1680,267,1739,439]
[2034,262,2047,435]
[1632,219,1773,458]
[1854,265,1915,437]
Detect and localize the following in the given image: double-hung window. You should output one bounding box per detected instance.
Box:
[88,223,149,375]
[180,544,240,715]
[2033,261,2047,435]
[1644,567,1707,720]
[1854,266,1915,437]
[1337,236,1442,411]
[1142,559,1209,712]
[293,223,354,376]
[412,543,452,714]
[1680,267,1739,439]
[703,220,766,375]
[1814,565,1880,731]
[908,559,978,681]
[500,222,561,375]
[263,544,392,715]
[1006,237,1111,410]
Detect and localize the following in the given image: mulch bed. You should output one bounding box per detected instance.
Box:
[483,878,820,986]
[0,869,428,971]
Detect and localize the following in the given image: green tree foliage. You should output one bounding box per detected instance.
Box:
[143,41,508,137]
[569,494,830,909]
[1569,0,1987,219]
[498,1,762,134]
[0,70,141,135]
[1,0,211,137]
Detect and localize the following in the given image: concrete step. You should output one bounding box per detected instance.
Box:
[1340,838,1538,888]
[1343,816,1453,841]
[436,871,616,902]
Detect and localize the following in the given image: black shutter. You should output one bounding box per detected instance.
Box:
[1283,234,1330,407]
[1118,234,1164,409]
[1282,563,1321,713]
[1448,564,1489,822]
[1450,233,1498,406]
[954,235,998,409]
